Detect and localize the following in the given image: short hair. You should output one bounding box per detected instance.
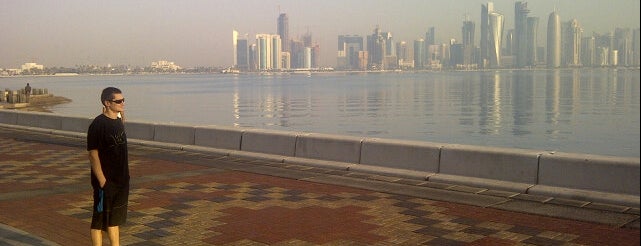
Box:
[100,87,122,106]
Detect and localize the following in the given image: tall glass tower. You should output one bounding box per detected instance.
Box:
[481,2,494,66]
[526,17,539,66]
[414,39,425,69]
[256,34,282,71]
[425,27,435,46]
[564,19,582,66]
[338,35,364,70]
[489,12,504,67]
[547,11,561,68]
[277,13,289,52]
[462,20,475,46]
[232,30,238,67]
[514,1,530,68]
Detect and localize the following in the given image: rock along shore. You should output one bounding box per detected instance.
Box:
[0,94,72,113]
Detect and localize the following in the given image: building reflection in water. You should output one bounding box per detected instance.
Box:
[224,69,638,156]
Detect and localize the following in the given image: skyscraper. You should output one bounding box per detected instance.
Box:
[338,35,364,70]
[504,29,514,56]
[367,26,388,70]
[396,41,412,69]
[488,12,504,67]
[414,39,425,69]
[563,19,582,66]
[615,28,632,66]
[237,38,249,71]
[425,27,435,46]
[526,17,539,66]
[232,30,238,67]
[290,40,305,68]
[455,18,475,67]
[547,11,561,68]
[255,34,282,71]
[272,35,282,70]
[634,28,641,66]
[514,1,530,68]
[277,13,289,52]
[480,2,494,66]
[462,19,475,46]
[581,36,595,67]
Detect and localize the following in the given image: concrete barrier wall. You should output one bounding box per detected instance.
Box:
[437,144,541,184]
[126,121,156,141]
[1,109,639,207]
[427,144,542,192]
[195,126,243,150]
[240,129,297,156]
[0,110,18,124]
[536,152,640,195]
[153,123,195,145]
[360,138,442,173]
[16,111,60,129]
[295,133,363,164]
[61,116,92,133]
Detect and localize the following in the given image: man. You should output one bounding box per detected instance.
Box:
[24,83,31,103]
[87,87,129,246]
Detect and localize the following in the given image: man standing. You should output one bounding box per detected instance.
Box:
[24,83,31,103]
[87,87,129,246]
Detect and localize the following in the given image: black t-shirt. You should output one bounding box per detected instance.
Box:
[87,114,129,188]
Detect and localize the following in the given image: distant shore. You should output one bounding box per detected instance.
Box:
[0,94,72,113]
[1,66,638,79]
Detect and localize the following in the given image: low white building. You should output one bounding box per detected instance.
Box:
[151,60,181,70]
[20,62,44,72]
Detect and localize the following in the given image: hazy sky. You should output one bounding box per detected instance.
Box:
[1,0,639,68]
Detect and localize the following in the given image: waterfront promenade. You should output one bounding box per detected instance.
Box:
[0,125,639,245]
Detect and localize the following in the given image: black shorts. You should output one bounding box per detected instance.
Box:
[91,182,129,231]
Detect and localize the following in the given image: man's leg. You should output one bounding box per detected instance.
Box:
[107,226,120,246]
[91,229,102,246]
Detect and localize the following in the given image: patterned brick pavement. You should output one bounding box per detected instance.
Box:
[0,127,639,245]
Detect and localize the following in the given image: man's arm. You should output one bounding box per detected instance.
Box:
[88,149,107,188]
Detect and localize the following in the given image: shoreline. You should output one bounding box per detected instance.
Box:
[0,94,72,113]
[1,66,639,78]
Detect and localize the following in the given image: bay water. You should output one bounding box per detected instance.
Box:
[2,68,639,157]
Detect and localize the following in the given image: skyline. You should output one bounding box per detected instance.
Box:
[1,0,639,68]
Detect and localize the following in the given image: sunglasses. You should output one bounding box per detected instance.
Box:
[111,98,125,104]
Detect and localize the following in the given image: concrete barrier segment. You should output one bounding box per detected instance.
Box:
[153,123,195,145]
[60,116,92,133]
[240,129,298,156]
[35,113,63,130]
[538,152,640,196]
[440,144,542,184]
[0,110,18,124]
[15,111,61,129]
[194,125,243,150]
[295,133,363,163]
[360,138,443,173]
[125,121,157,141]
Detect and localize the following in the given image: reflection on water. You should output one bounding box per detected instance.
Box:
[1,69,638,157]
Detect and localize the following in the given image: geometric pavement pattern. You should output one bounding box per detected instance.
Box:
[1,130,639,245]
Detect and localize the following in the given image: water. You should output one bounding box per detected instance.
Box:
[1,68,639,158]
